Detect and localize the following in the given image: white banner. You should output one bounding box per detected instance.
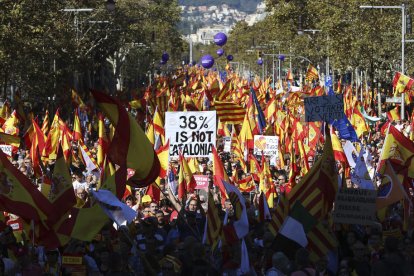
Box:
[165,111,216,157]
[0,145,12,157]
[253,135,278,157]
[223,136,231,153]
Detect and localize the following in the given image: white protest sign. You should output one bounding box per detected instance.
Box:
[304,94,344,122]
[165,111,216,158]
[253,135,279,156]
[223,136,231,152]
[0,145,12,156]
[332,188,377,225]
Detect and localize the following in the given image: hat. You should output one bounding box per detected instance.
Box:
[142,195,151,204]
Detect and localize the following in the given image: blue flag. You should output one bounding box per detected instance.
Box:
[251,87,267,134]
[330,114,360,142]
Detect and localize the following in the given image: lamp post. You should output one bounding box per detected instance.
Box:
[360,4,407,119]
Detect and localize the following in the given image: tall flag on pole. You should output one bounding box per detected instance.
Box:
[392,72,414,94]
[72,109,82,142]
[251,87,267,134]
[41,110,50,136]
[305,64,319,83]
[91,90,160,188]
[97,113,108,168]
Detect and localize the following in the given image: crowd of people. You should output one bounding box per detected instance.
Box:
[0,67,412,276]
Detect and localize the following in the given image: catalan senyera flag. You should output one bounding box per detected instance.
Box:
[378,124,414,178]
[72,109,82,142]
[91,90,160,188]
[0,147,52,222]
[30,119,46,177]
[97,113,108,168]
[214,101,245,124]
[288,128,338,220]
[393,72,414,94]
[41,110,49,136]
[305,64,319,82]
[155,140,169,178]
[307,222,338,261]
[46,145,77,225]
[203,191,223,251]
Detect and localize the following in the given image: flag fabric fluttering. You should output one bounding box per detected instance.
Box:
[306,64,319,83]
[203,191,223,251]
[330,114,360,142]
[214,101,245,124]
[392,72,414,94]
[91,90,160,188]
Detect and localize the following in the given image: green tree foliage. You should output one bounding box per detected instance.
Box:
[0,0,183,101]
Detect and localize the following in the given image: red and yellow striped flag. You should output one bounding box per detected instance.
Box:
[204,191,223,251]
[97,113,108,168]
[72,110,82,142]
[41,110,49,136]
[91,90,160,188]
[30,119,46,177]
[305,64,319,82]
[214,101,245,124]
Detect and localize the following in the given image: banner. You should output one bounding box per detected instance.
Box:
[165,111,216,157]
[0,145,12,157]
[193,174,209,190]
[253,135,278,157]
[332,188,377,225]
[304,95,344,122]
[223,137,231,153]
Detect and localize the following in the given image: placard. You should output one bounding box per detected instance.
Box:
[165,111,216,157]
[332,188,377,225]
[223,136,231,152]
[0,145,12,156]
[386,97,401,103]
[193,174,209,190]
[253,135,278,156]
[304,94,344,122]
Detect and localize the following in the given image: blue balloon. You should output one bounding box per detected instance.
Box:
[161,52,169,62]
[278,54,285,61]
[214,32,227,47]
[216,48,224,57]
[201,55,214,69]
[257,58,263,65]
[226,55,233,61]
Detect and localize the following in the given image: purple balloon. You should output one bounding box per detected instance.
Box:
[214,32,227,47]
[257,58,263,65]
[226,55,233,61]
[201,55,215,69]
[161,52,169,62]
[216,48,224,57]
[278,54,285,61]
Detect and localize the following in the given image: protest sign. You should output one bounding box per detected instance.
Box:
[193,174,209,190]
[333,188,377,225]
[165,111,216,157]
[253,135,278,156]
[0,145,12,156]
[223,136,231,152]
[304,94,344,122]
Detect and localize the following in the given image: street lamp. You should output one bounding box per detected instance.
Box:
[360,4,407,119]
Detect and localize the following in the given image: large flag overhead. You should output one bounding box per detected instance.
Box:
[378,124,414,178]
[91,90,160,188]
[0,148,52,222]
[393,72,414,94]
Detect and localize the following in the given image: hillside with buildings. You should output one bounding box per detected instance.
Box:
[179,1,267,45]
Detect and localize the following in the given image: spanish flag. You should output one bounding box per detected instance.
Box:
[178,153,196,200]
[386,106,401,121]
[72,109,82,142]
[46,146,77,225]
[393,72,414,94]
[91,90,160,188]
[71,89,86,109]
[155,140,169,178]
[97,113,108,168]
[30,119,46,177]
[99,157,126,199]
[0,148,52,222]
